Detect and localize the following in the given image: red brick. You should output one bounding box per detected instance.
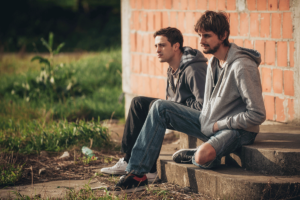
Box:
[165,0,172,9]
[268,0,278,10]
[227,0,236,10]
[141,11,147,31]
[136,0,142,9]
[277,41,287,67]
[194,12,202,26]
[130,32,136,52]
[209,0,217,10]
[186,12,194,33]
[229,38,234,43]
[183,35,189,46]
[261,67,272,92]
[260,13,270,37]
[133,54,141,73]
[143,0,150,9]
[137,76,146,95]
[162,12,169,28]
[149,0,157,9]
[148,12,155,31]
[141,55,148,74]
[131,11,140,30]
[189,36,198,50]
[155,12,162,30]
[284,70,294,96]
[181,0,188,10]
[197,0,207,10]
[170,12,177,27]
[240,13,249,36]
[143,76,151,97]
[150,35,156,53]
[178,12,185,30]
[264,95,275,120]
[148,56,155,75]
[218,0,226,10]
[255,40,265,65]
[275,97,285,122]
[173,0,180,9]
[230,13,238,36]
[272,13,281,39]
[250,13,259,37]
[289,41,294,67]
[137,33,143,52]
[257,0,267,10]
[150,77,158,98]
[247,0,256,10]
[159,79,167,99]
[265,41,275,65]
[131,74,138,94]
[279,0,290,10]
[234,39,243,47]
[188,0,196,10]
[283,12,293,39]
[130,0,135,9]
[157,0,164,9]
[288,98,294,120]
[131,54,135,71]
[273,69,283,93]
[244,40,253,49]
[143,34,150,53]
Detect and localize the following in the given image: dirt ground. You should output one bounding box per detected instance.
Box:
[0,122,211,199]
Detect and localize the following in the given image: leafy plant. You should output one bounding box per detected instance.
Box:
[0,163,24,186]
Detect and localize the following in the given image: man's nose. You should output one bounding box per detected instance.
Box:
[199,37,204,44]
[156,46,160,53]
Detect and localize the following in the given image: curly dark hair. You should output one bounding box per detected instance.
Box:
[153,27,184,52]
[194,11,230,46]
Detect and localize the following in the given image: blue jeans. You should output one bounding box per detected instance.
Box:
[126,100,257,175]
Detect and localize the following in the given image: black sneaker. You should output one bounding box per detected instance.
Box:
[107,173,148,194]
[172,149,197,163]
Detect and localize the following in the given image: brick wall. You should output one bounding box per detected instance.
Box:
[122,0,297,123]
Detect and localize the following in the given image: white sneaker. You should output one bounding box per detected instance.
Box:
[120,171,158,183]
[101,158,128,175]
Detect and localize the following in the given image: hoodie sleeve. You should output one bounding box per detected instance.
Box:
[185,64,207,111]
[217,61,266,130]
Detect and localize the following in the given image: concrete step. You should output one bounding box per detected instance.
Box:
[157,154,300,200]
[180,125,300,175]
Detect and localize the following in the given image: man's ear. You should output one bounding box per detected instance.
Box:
[173,42,180,51]
[221,31,228,42]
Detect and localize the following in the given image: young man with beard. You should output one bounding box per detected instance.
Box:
[100,27,207,182]
[107,10,266,193]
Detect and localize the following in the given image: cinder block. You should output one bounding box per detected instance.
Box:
[284,70,294,96]
[260,13,270,37]
[271,13,281,39]
[283,12,293,39]
[247,0,256,10]
[273,69,283,94]
[268,0,278,10]
[261,67,272,92]
[265,41,275,65]
[264,95,275,120]
[250,13,259,37]
[240,13,249,36]
[230,13,238,36]
[276,97,285,122]
[277,41,287,67]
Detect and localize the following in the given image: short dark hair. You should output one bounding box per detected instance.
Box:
[194,11,230,46]
[153,27,184,52]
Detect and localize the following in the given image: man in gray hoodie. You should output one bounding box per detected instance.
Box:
[101,27,207,181]
[108,11,266,193]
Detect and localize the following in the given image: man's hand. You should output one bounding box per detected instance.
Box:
[213,122,219,132]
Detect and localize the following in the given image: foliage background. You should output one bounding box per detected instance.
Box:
[0,0,121,52]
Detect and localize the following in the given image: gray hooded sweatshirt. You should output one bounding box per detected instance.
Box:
[200,43,266,136]
[167,46,207,111]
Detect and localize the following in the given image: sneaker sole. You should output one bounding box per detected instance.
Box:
[172,148,197,163]
[109,185,147,194]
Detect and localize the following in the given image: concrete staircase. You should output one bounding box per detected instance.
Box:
[157,125,300,200]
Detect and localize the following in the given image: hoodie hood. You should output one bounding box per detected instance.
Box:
[225,43,261,67]
[168,46,208,75]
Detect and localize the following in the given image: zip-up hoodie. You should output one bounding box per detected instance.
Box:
[167,46,207,111]
[200,43,266,136]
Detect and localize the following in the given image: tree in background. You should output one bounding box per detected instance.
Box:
[0,0,121,52]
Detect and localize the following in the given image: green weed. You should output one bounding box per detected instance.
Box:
[0,163,24,186]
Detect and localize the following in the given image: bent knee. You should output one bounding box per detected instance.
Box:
[194,144,216,165]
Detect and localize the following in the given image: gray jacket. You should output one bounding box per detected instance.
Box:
[167,47,207,111]
[200,43,266,136]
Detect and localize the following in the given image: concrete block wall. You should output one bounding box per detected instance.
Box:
[121,0,300,124]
